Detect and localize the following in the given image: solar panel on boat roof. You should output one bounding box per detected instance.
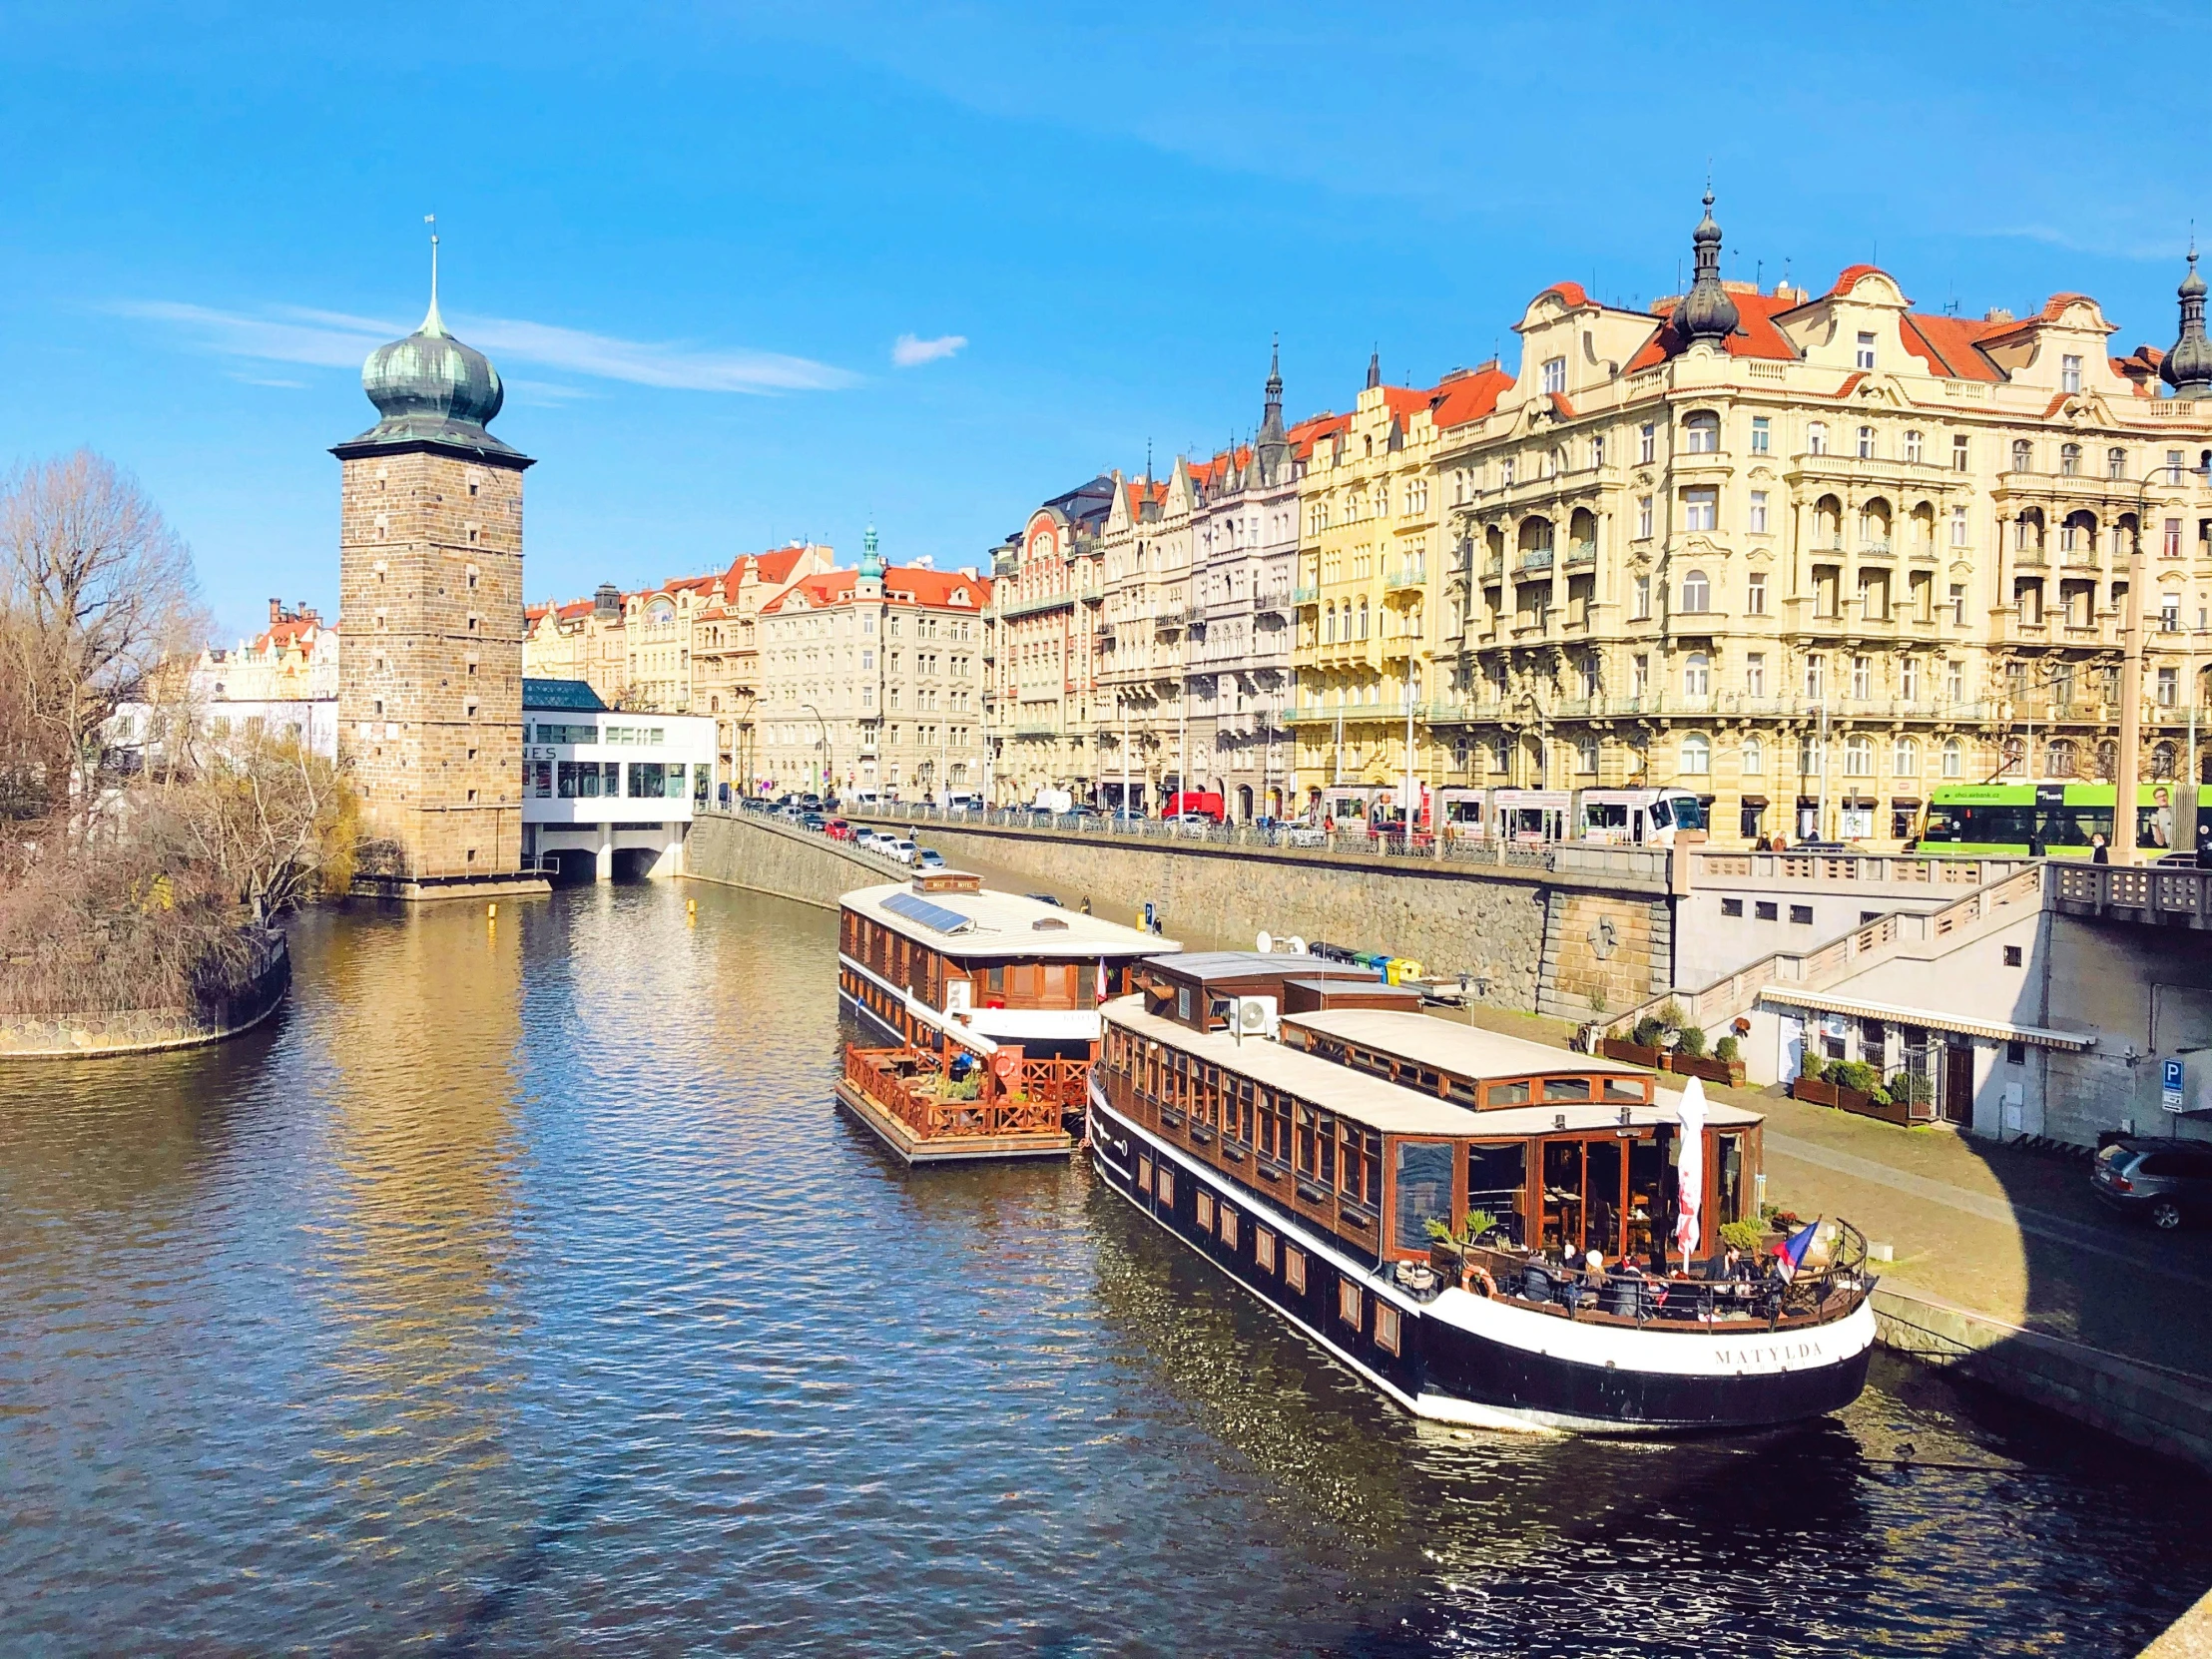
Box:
[881,890,974,934]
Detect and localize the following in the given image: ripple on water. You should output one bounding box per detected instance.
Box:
[0,881,2206,1656]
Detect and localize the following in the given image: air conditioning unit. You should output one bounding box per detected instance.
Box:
[944,980,973,1016]
[1234,995,1280,1041]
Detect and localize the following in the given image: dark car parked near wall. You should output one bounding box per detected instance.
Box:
[2092,1138,2212,1230]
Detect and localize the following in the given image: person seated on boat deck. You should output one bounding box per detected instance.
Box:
[946,1052,975,1083]
[1697,1243,1748,1282]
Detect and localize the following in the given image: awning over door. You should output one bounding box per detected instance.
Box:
[1756,988,2096,1051]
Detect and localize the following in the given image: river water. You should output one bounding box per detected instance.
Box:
[2,880,2206,1656]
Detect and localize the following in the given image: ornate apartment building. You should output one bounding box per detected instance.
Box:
[988,476,1113,805]
[1288,354,1506,810]
[334,267,533,892]
[1420,193,2212,844]
[526,544,834,789]
[754,532,991,799]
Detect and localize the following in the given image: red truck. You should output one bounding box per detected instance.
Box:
[1162,790,1226,823]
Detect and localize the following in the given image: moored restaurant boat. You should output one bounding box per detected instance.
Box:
[834,872,1180,1164]
[1087,952,1878,1433]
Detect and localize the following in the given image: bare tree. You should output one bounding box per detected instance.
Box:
[0,450,203,831]
[163,733,359,921]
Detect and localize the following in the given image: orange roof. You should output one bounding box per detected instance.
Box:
[1427,364,1514,430]
[1625,286,1802,371]
[1899,313,2007,382]
[1535,280,1596,309]
[760,565,991,615]
[1289,412,1350,459]
[1377,385,1431,423]
[1827,264,1905,301]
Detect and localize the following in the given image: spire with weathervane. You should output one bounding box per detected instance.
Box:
[857,522,884,597]
[2164,242,2212,399]
[1674,185,1740,351]
[1256,334,1290,483]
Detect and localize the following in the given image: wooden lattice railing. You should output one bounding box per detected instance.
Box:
[843,1044,1072,1139]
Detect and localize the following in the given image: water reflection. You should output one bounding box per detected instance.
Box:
[0,881,2204,1656]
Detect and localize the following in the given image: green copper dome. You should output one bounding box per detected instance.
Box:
[334,237,526,463]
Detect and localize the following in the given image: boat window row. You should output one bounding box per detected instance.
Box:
[1282,1026,1651,1112]
[1101,1021,1755,1264]
[841,910,1130,1012]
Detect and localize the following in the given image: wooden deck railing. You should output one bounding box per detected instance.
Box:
[843,1045,1070,1139]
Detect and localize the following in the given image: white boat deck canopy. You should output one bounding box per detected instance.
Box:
[843,882,1178,960]
[1756,988,2096,1052]
[1285,1008,1653,1084]
[1106,998,1762,1140]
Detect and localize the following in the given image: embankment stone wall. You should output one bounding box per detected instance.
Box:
[0,930,291,1060]
[686,812,888,910]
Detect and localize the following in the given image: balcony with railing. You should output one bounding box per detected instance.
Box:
[1565,540,1598,567]
[1291,584,1321,606]
[992,588,1077,620]
[1383,564,1428,591]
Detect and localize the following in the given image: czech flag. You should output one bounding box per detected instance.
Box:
[1774,1218,1822,1280]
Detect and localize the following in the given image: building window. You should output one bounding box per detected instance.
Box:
[1905,430,1924,464]
[1751,415,1771,454]
[1950,506,1968,547]
[1805,655,1825,700]
[1750,490,1769,534]
[2062,353,2082,393]
[1681,569,1711,612]
[1542,355,1566,394]
[1745,651,1766,697]
[1576,735,1599,774]
[1857,425,1877,460]
[1791,904,1815,924]
[1942,737,1963,778]
[1742,734,1766,773]
[2159,666,2179,706]
[1723,897,1744,917]
[1856,330,1877,369]
[2060,442,2081,477]
[1684,652,1711,697]
[1590,434,1608,468]
[1851,655,1872,700]
[1632,575,1652,620]
[1901,657,1921,701]
[1953,433,1970,471]
[1680,733,1712,775]
[1807,422,1828,455]
[1636,496,1654,539]
[1632,654,1650,696]
[2011,438,2032,473]
[1639,423,1656,464]
[1747,572,1768,615]
[1684,411,1720,454]
[1683,487,1718,532]
[2108,447,2128,480]
[2164,518,2184,558]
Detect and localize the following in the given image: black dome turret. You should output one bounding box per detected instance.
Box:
[2163,247,2212,399]
[1674,188,1740,349]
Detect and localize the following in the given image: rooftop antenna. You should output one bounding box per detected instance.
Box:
[1756,258,1765,291]
[422,213,444,335]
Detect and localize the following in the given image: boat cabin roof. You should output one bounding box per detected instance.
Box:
[843,881,1178,960]
[1282,1008,1649,1086]
[1150,950,1382,985]
[1104,997,1761,1141]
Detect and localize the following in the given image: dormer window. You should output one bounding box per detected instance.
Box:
[1856,331,1877,369]
[1541,355,1566,395]
[2062,353,2083,393]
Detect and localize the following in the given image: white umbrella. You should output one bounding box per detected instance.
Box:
[1673,1075,1707,1272]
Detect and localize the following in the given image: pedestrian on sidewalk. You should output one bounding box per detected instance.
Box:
[2092,832,2110,864]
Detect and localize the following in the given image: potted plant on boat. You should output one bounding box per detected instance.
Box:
[1426,1208,1503,1283]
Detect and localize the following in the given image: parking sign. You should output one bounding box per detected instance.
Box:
[2163,1057,2186,1114]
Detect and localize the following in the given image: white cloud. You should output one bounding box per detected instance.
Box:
[892,331,967,367]
[107,299,858,394]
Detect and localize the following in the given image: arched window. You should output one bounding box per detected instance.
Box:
[1683,652,1711,697]
[2095,738,2118,782]
[1740,736,1765,775]
[1684,411,1721,454]
[1681,569,1711,612]
[2109,447,2128,480]
[1679,733,1712,775]
[1324,605,1336,644]
[1893,737,1920,777]
[1857,424,1877,460]
[2011,438,2033,473]
[1941,738,1963,779]
[1843,735,1875,777]
[2152,741,2179,781]
[2045,738,2077,779]
[2060,442,2081,477]
[1357,598,1370,640]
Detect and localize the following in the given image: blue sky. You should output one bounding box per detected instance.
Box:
[4,0,2208,640]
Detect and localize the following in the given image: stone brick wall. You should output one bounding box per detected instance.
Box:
[687,812,886,910]
[338,446,528,880]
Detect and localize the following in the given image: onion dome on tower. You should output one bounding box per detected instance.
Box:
[334,226,526,462]
[2163,247,2212,399]
[1673,187,1740,350]
[857,524,884,597]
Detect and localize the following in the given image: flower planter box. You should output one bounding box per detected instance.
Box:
[1601,1038,1664,1069]
[1792,1075,1912,1125]
[1791,1076,1841,1107]
[1666,1052,1746,1088]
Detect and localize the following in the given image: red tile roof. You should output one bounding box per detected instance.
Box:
[759,565,991,615]
[1288,413,1349,459]
[1899,313,2007,382]
[1625,287,1802,371]
[1535,280,1596,309]
[1427,364,1515,430]
[1827,264,1905,300]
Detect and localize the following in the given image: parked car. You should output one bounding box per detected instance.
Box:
[799,812,829,832]
[882,837,918,864]
[1281,826,1327,848]
[2092,1137,2212,1229]
[824,819,853,840]
[1166,812,1216,829]
[913,847,947,870]
[852,827,880,848]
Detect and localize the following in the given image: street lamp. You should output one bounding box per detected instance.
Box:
[800,702,830,801]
